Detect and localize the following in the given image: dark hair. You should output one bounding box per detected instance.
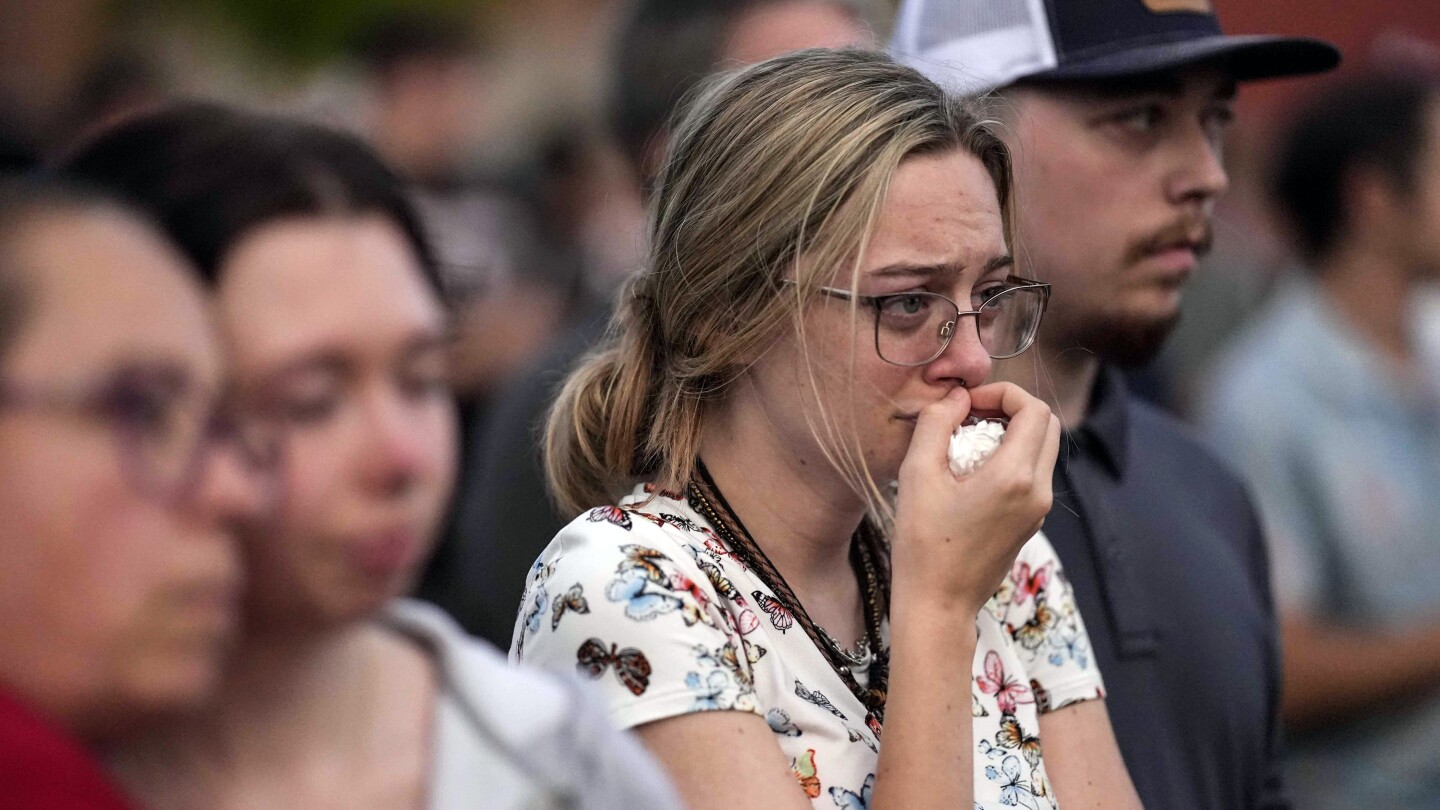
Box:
[0,177,140,364]
[1273,72,1440,265]
[353,10,473,79]
[54,101,440,290]
[610,0,865,185]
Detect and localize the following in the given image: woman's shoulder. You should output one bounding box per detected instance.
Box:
[385,599,576,733]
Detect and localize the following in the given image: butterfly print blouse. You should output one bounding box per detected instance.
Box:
[511,485,1106,809]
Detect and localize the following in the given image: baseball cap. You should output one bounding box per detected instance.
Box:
[890,0,1341,96]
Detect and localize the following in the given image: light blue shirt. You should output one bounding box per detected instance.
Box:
[1200,277,1440,808]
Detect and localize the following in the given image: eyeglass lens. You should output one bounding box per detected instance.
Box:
[874,286,1046,365]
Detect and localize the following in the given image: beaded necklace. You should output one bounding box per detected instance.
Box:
[687,462,890,732]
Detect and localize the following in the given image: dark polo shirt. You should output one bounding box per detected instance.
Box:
[1044,368,1287,810]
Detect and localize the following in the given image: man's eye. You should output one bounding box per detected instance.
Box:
[1115,105,1164,134]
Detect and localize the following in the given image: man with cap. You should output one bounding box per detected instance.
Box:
[892,2,1339,808]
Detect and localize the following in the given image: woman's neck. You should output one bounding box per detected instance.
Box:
[113,617,433,807]
[699,391,868,631]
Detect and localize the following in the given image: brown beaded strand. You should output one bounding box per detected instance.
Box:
[687,462,890,732]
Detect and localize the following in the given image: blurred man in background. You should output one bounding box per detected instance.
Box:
[893,1,1337,807]
[1201,72,1440,808]
[0,180,265,807]
[429,0,877,644]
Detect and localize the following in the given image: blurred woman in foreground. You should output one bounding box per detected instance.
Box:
[60,104,681,810]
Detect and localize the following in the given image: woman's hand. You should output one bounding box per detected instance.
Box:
[890,382,1061,616]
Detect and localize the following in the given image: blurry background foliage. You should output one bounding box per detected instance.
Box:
[119,0,495,67]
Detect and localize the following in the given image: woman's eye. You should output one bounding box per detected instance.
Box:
[974,285,1008,307]
[275,387,340,424]
[883,295,928,317]
[110,388,175,435]
[400,370,449,399]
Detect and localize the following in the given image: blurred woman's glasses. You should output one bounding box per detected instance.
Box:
[792,276,1052,365]
[0,364,284,504]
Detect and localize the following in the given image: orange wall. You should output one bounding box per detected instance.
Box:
[1216,0,1440,130]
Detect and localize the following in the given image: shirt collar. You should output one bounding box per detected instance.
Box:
[1073,366,1129,479]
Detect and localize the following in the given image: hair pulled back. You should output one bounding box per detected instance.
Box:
[546,48,1013,515]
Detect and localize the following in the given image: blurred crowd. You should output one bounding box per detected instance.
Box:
[3,0,1440,807]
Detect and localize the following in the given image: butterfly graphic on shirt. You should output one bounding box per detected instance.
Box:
[685,669,733,711]
[828,773,874,810]
[721,639,766,687]
[846,725,878,753]
[576,638,652,696]
[630,510,669,530]
[693,555,745,604]
[605,568,688,622]
[985,755,1041,810]
[1046,621,1089,670]
[975,650,1035,715]
[717,604,761,639]
[766,708,802,736]
[995,712,1044,768]
[587,505,633,531]
[978,738,1006,762]
[790,748,821,798]
[753,591,795,632]
[617,544,670,583]
[972,693,990,718]
[660,513,706,534]
[1006,591,1058,652]
[1010,560,1054,606]
[1030,678,1053,713]
[794,679,848,720]
[522,582,549,636]
[700,529,748,570]
[550,583,590,631]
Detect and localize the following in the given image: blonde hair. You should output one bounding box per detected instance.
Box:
[546,48,1014,517]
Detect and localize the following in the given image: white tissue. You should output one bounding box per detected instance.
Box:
[948,419,1006,476]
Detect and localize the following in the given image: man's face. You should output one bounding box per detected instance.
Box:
[1001,67,1235,366]
[1397,103,1440,281]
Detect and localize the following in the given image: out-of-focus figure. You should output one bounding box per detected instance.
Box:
[432,0,878,646]
[1200,71,1440,808]
[60,103,683,810]
[355,11,565,402]
[0,179,265,808]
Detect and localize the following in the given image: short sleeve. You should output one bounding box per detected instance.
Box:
[510,505,763,730]
[988,531,1106,714]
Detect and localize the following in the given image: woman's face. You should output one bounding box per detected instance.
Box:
[0,210,253,736]
[748,149,1011,484]
[218,214,456,627]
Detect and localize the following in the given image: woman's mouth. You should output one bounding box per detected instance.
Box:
[348,528,423,579]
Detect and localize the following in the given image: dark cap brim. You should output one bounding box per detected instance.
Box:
[1024,34,1340,84]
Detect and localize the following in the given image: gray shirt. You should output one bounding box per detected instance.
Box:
[384,600,685,810]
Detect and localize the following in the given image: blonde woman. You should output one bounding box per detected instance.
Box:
[512,49,1142,810]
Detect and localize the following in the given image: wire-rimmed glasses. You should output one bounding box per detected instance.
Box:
[794,276,1051,366]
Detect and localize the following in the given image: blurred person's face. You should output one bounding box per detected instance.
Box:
[721,1,874,65]
[218,215,457,629]
[739,150,1005,483]
[1000,67,1234,367]
[0,209,250,740]
[1396,102,1440,280]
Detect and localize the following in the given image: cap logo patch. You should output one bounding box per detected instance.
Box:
[1142,0,1212,13]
